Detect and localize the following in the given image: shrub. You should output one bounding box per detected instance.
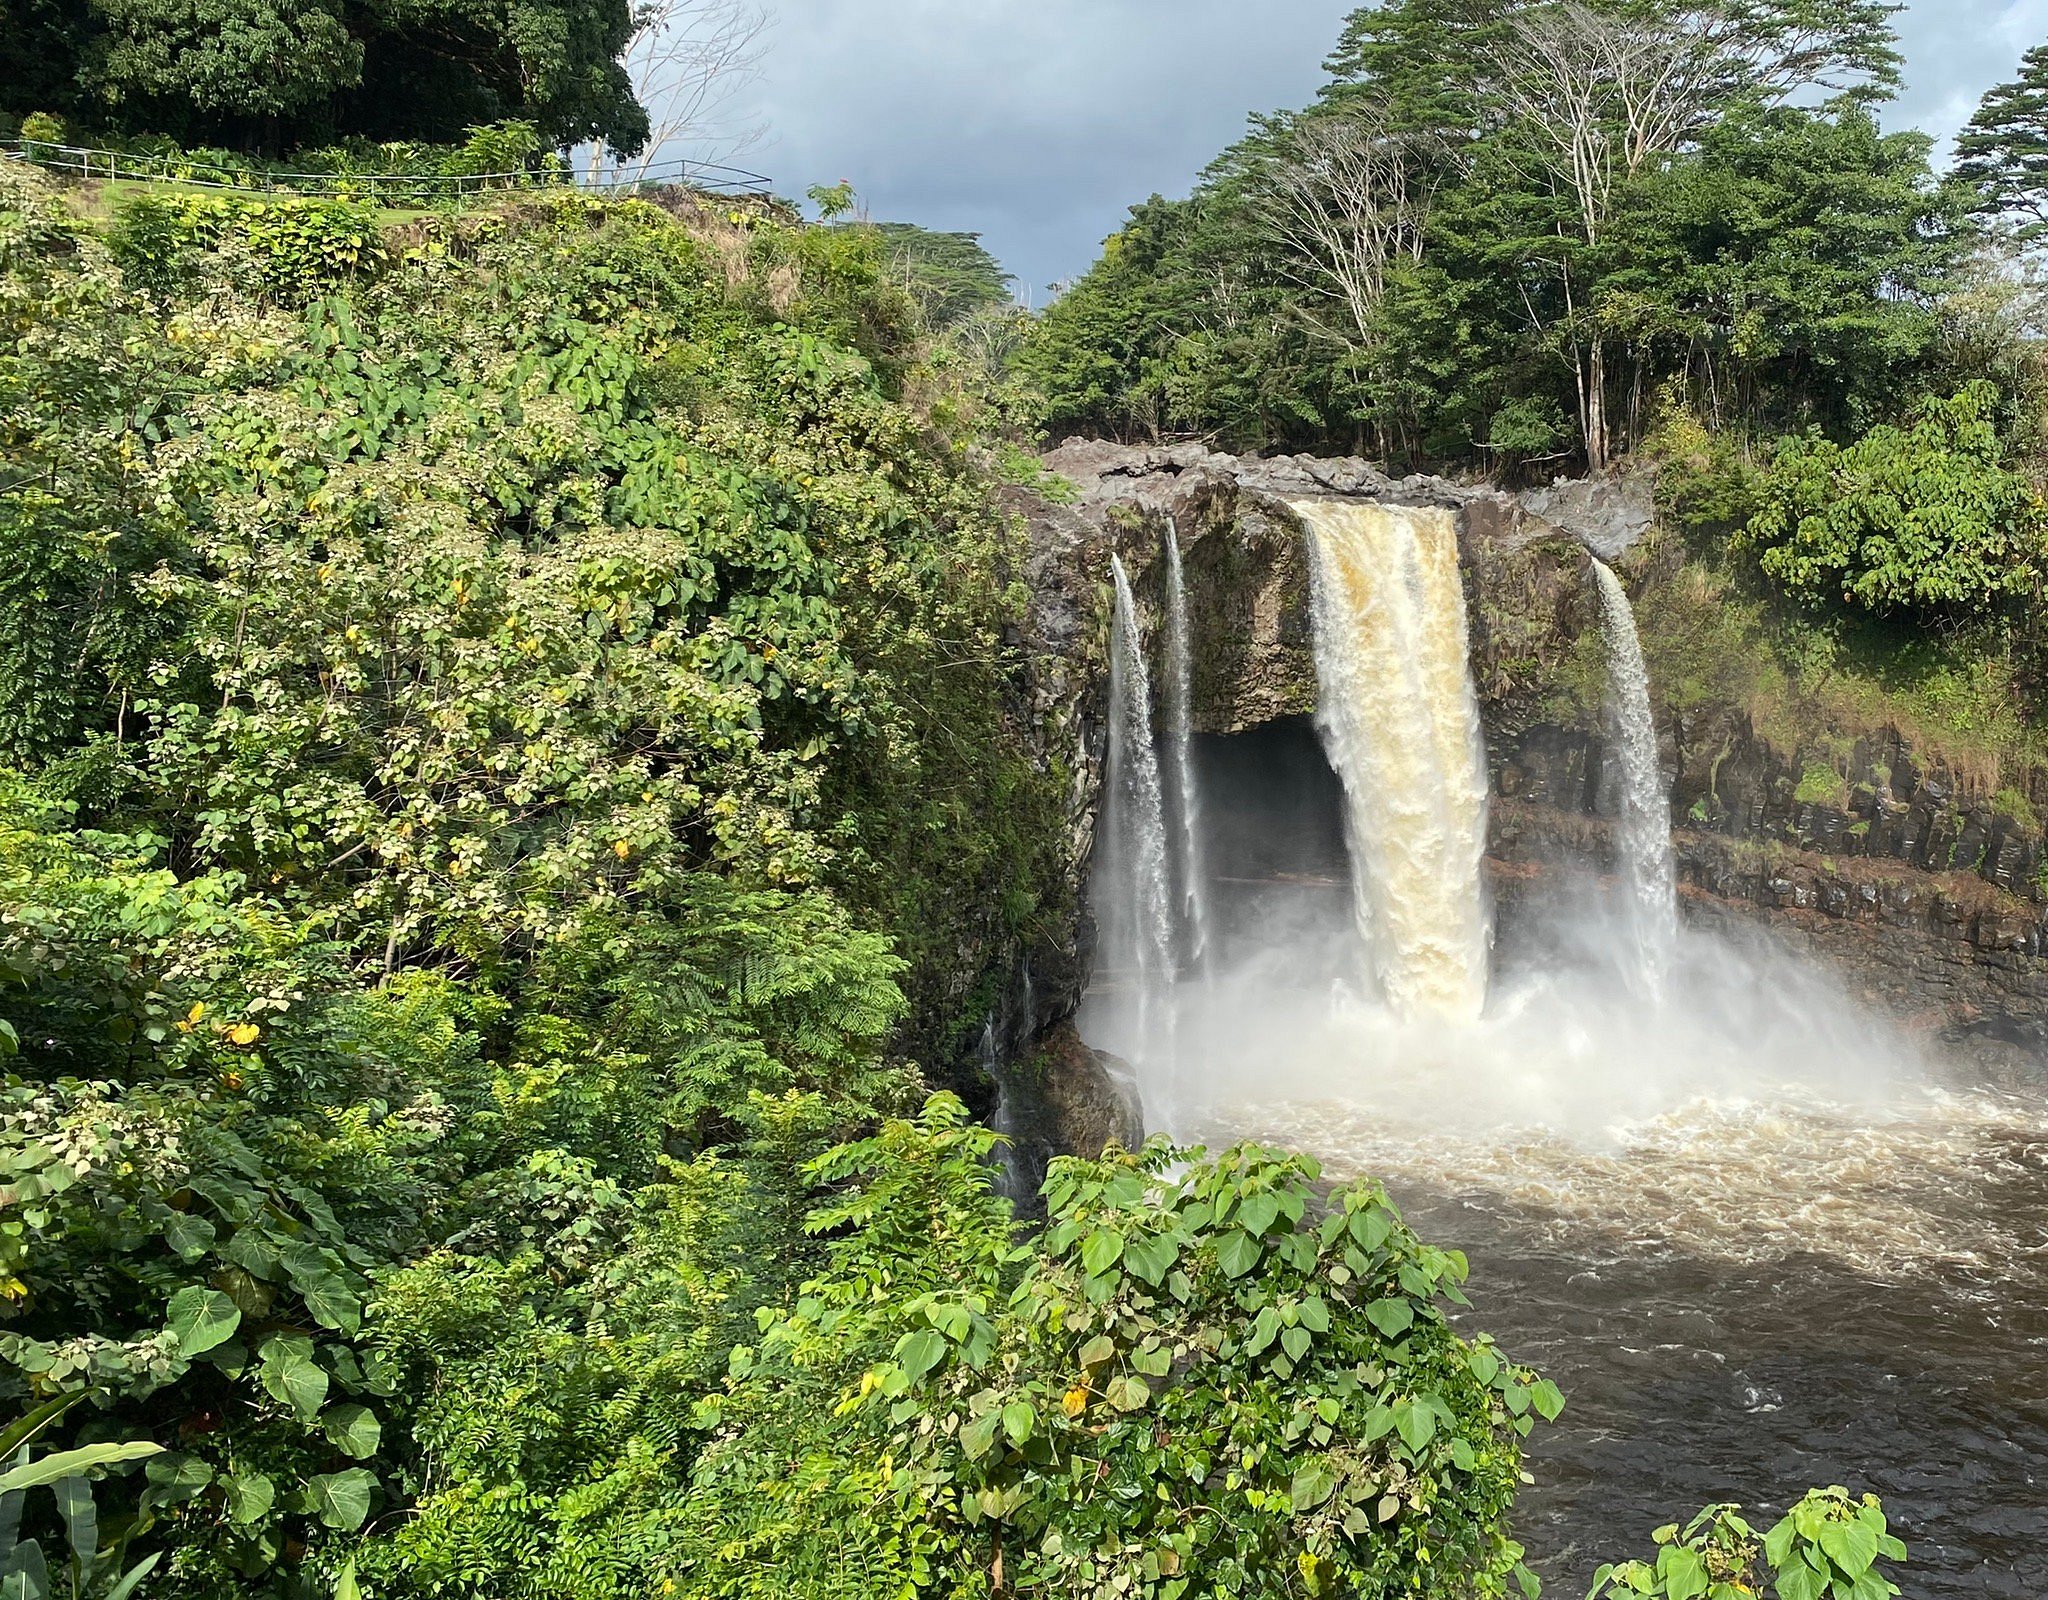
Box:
[440,120,560,181]
[682,1101,1552,1599]
[1589,1489,1907,1600]
[17,112,65,150]
[1739,384,2048,616]
[109,191,385,301]
[1794,763,1849,808]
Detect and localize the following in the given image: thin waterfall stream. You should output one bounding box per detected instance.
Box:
[1104,553,1178,1125]
[1163,523,1213,974]
[1591,558,1678,986]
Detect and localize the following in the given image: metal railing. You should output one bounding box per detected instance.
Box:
[1,141,772,203]
[572,155,774,196]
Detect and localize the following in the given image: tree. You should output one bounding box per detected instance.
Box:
[584,0,769,184]
[1022,0,1947,469]
[86,0,361,124]
[1608,100,1966,439]
[1016,196,1192,439]
[0,0,650,152]
[1476,0,1903,468]
[873,223,1014,327]
[1239,106,1440,456]
[1957,43,2048,245]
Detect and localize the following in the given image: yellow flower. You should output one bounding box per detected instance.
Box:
[613,840,631,860]
[227,1022,261,1046]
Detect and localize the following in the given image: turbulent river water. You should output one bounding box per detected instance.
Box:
[1177,888,2048,1598]
[1078,498,2048,1594]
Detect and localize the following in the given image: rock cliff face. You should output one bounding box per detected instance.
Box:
[1007,441,2048,1094]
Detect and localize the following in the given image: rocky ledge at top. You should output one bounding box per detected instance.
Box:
[1032,438,1650,737]
[1006,440,2048,1083]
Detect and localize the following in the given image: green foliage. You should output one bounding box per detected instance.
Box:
[874,223,1015,328]
[109,191,386,301]
[1611,101,1967,440]
[25,126,564,193]
[1793,763,1848,808]
[0,158,1060,1596]
[440,120,557,179]
[1992,785,2040,832]
[0,1421,167,1600]
[807,182,858,223]
[17,114,67,149]
[683,1101,1547,1599]
[87,0,365,122]
[0,0,645,154]
[1016,196,1199,442]
[0,164,186,771]
[1023,1,1970,471]
[1740,385,2048,615]
[1588,1490,1906,1600]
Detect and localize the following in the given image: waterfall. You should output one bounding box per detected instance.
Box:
[1162,523,1213,972]
[980,1015,1026,1198]
[1106,554,1177,1121]
[1295,500,1491,1021]
[1591,558,1677,983]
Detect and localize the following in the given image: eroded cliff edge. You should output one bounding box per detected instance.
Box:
[1010,440,2048,1095]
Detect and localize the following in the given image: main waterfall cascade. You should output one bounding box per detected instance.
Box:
[1295,500,1492,1020]
[1163,523,1213,974]
[1592,558,1678,986]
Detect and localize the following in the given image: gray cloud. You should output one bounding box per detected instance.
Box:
[736,1,2048,296]
[1893,0,2048,159]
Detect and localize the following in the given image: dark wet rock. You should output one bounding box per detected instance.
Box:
[1517,471,1657,559]
[1036,439,1600,739]
[1490,798,2048,1063]
[993,1021,1144,1209]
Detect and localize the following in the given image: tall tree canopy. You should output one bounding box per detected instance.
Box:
[0,0,649,151]
[1024,0,1957,471]
[873,224,1015,327]
[1957,42,2048,245]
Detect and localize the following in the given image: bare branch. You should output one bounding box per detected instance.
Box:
[1245,107,1442,356]
[586,0,772,184]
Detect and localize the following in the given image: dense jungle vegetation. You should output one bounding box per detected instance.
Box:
[0,0,1993,1595]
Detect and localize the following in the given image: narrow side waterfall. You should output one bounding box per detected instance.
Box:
[1162,523,1213,972]
[1106,554,1177,1120]
[1591,558,1677,982]
[1295,500,1491,1021]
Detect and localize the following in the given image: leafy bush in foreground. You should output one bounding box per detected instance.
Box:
[0,155,1050,1596]
[681,1100,1551,1599]
[1589,1490,1907,1600]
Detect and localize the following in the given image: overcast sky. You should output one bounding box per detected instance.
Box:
[734,0,2048,299]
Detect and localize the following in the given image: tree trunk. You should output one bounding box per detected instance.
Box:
[1584,337,1610,473]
